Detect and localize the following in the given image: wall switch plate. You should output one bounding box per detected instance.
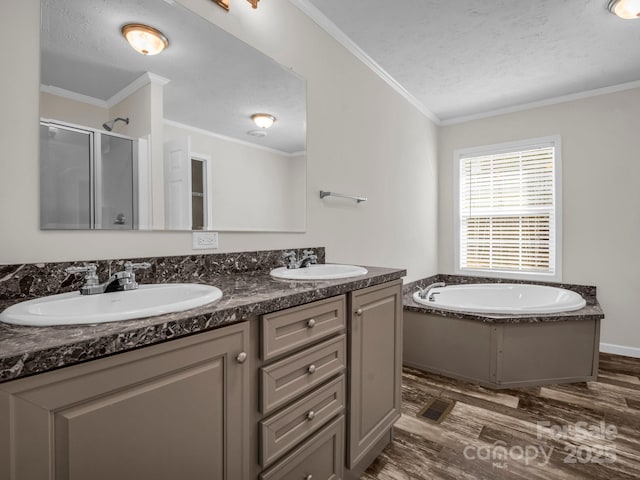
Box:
[192,231,219,250]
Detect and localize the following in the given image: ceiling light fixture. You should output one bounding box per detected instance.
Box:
[608,0,640,19]
[251,113,276,129]
[212,0,260,11]
[121,24,169,55]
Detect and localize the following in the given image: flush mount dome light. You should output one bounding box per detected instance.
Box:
[121,24,169,55]
[251,113,276,129]
[608,0,640,18]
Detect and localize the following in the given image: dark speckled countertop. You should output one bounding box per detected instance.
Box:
[0,259,405,384]
[403,274,605,324]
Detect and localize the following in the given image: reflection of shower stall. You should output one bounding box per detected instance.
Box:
[40,121,140,229]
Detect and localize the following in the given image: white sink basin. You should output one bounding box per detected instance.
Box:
[0,283,223,327]
[270,264,368,281]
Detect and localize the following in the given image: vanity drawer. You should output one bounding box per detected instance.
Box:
[260,415,344,480]
[260,375,345,468]
[261,335,346,415]
[262,295,346,361]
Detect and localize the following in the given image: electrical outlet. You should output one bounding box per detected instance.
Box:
[192,231,219,250]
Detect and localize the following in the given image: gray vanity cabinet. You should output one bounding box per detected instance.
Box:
[347,279,403,471]
[0,322,250,480]
[257,280,403,480]
[258,295,347,479]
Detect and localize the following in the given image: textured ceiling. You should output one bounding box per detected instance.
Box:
[41,0,306,154]
[303,0,640,123]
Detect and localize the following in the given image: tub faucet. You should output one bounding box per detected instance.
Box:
[416,281,445,300]
[65,261,151,295]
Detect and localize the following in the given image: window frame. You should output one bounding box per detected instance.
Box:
[453,135,563,282]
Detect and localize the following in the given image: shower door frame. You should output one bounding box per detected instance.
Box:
[40,118,139,230]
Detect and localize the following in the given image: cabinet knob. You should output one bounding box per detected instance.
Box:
[236,352,247,364]
[306,411,316,421]
[304,475,313,480]
[355,308,363,316]
[307,364,316,374]
[307,318,316,328]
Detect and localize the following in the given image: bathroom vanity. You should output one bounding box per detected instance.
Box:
[0,249,404,480]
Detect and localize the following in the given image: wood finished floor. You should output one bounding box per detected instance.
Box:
[362,353,640,480]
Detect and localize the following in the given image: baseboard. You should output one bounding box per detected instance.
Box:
[600,343,640,359]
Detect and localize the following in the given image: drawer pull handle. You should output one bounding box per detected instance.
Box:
[307,318,316,328]
[307,364,316,374]
[306,411,316,421]
[355,308,363,316]
[304,475,313,480]
[236,352,247,364]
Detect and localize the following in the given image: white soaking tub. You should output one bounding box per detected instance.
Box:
[412,283,586,315]
[404,279,602,389]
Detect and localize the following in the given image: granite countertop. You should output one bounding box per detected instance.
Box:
[0,266,405,384]
[403,274,605,324]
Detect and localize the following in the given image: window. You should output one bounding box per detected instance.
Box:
[454,136,562,281]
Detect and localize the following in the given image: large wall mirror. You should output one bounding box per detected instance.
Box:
[40,0,307,232]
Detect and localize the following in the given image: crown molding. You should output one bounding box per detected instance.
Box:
[40,85,108,108]
[107,72,170,108]
[41,72,171,111]
[288,0,441,126]
[163,119,302,157]
[440,79,640,126]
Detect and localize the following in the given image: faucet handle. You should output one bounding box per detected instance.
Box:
[65,264,97,274]
[124,261,152,273]
[300,249,318,266]
[65,264,99,286]
[282,251,298,268]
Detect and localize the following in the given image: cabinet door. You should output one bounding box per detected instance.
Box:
[348,280,403,468]
[1,322,250,480]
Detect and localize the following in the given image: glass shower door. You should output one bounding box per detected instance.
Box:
[96,133,136,229]
[40,124,92,229]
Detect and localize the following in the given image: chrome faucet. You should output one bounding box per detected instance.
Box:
[65,261,151,295]
[299,249,318,268]
[282,249,318,269]
[416,281,445,301]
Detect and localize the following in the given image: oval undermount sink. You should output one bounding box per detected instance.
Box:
[0,283,223,327]
[270,264,368,281]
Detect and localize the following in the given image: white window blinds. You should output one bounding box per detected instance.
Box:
[458,142,559,278]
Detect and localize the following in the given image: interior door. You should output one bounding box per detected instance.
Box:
[163,136,192,229]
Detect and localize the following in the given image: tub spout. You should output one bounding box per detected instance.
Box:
[416,282,445,300]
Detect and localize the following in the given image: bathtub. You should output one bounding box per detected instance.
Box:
[404,278,604,389]
[412,283,586,315]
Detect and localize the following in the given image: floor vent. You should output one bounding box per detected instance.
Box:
[417,397,455,424]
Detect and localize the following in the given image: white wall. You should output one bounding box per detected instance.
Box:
[0,0,438,282]
[110,84,152,139]
[40,92,109,129]
[439,88,640,353]
[164,123,306,232]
